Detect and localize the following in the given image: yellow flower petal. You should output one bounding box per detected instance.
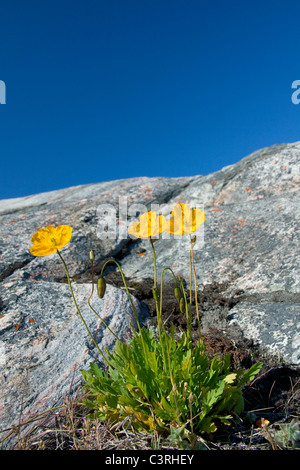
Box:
[191,208,205,232]
[30,225,73,257]
[128,221,141,238]
[30,244,57,257]
[55,225,73,248]
[165,203,205,235]
[128,211,167,239]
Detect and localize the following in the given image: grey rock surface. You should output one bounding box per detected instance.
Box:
[0,141,299,444]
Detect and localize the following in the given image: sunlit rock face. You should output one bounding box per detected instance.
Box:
[0,141,299,445]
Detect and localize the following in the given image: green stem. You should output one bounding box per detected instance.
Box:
[56,250,110,366]
[150,236,160,317]
[159,266,178,319]
[189,394,194,438]
[156,267,173,373]
[100,258,147,357]
[188,246,193,342]
[150,237,157,287]
[159,266,181,425]
[190,240,201,341]
[149,237,168,375]
[88,259,121,343]
[178,277,191,347]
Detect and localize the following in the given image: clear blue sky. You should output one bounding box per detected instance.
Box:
[1,0,300,199]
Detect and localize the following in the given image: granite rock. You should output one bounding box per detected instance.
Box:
[0,141,299,445]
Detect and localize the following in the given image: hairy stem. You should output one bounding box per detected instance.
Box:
[100,258,147,356]
[88,259,121,342]
[57,250,110,366]
[190,240,201,340]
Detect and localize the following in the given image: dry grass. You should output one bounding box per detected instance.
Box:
[2,386,168,451]
[2,372,299,451]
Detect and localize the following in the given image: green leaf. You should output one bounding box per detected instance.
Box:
[224,373,237,384]
[147,351,158,374]
[82,398,96,409]
[238,362,263,386]
[89,362,103,379]
[80,368,92,383]
[204,380,225,408]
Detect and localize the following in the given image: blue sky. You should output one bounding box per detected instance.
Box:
[1,0,300,199]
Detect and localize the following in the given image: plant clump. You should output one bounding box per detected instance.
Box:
[28,203,263,447]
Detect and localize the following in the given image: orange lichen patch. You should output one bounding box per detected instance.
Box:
[136,252,146,257]
[281,166,287,171]
[29,319,35,323]
[215,246,220,249]
[278,205,283,210]
[0,315,4,319]
[14,324,20,331]
[273,161,278,164]
[196,256,200,259]
[211,180,216,184]
[246,187,251,192]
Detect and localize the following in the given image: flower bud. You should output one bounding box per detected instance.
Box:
[179,297,185,313]
[191,235,197,245]
[152,287,160,302]
[89,249,95,262]
[97,277,106,298]
[174,287,182,302]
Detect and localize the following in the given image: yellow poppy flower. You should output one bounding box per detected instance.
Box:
[128,211,167,239]
[165,202,205,235]
[30,225,73,257]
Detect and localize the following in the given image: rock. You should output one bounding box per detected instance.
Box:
[0,277,147,447]
[0,141,299,446]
